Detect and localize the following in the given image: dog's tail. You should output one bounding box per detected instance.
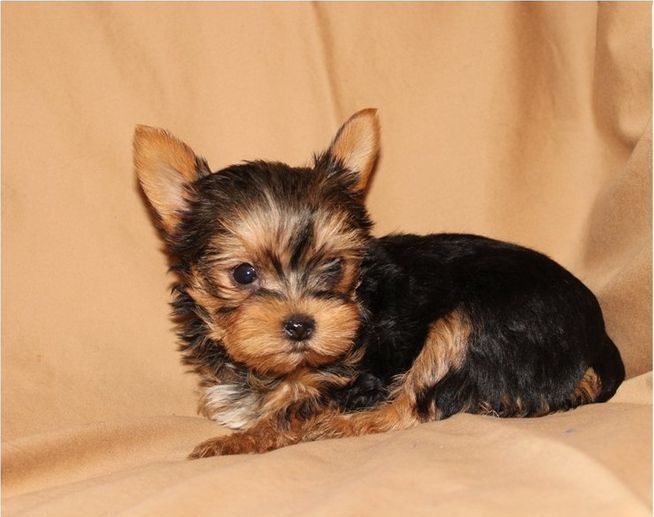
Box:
[593,335,626,403]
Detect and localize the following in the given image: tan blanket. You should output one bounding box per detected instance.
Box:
[3,3,651,515]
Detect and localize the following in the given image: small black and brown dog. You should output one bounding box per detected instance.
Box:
[134,109,625,458]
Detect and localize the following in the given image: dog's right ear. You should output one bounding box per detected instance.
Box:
[133,126,209,233]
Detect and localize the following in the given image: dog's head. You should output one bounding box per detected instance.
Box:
[134,110,380,375]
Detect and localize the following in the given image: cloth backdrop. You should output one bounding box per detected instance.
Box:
[3,3,651,516]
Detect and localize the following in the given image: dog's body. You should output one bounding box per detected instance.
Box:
[134,109,625,457]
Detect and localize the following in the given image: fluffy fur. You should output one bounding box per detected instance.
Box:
[134,109,625,458]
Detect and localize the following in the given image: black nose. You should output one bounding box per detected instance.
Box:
[282,314,315,341]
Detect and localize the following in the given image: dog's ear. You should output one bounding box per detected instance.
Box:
[322,108,380,193]
[133,126,209,233]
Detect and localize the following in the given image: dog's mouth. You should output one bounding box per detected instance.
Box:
[276,341,329,362]
[249,341,349,375]
[287,340,312,352]
[297,346,343,368]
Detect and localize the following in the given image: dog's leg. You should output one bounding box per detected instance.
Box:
[302,311,470,440]
[189,419,302,458]
[190,311,470,458]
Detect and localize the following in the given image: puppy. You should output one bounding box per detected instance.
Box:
[134,109,625,458]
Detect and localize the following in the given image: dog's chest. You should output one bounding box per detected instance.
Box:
[202,383,261,430]
[202,376,322,430]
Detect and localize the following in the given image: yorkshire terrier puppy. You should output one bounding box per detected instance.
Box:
[134,109,625,458]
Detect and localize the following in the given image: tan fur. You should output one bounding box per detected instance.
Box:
[225,296,361,375]
[395,311,470,401]
[572,367,602,404]
[260,368,330,416]
[328,108,380,192]
[133,126,201,232]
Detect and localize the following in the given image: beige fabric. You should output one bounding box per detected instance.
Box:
[2,3,651,515]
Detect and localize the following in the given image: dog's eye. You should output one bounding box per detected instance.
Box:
[323,257,343,278]
[232,263,258,285]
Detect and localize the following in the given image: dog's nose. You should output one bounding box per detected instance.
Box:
[282,314,315,341]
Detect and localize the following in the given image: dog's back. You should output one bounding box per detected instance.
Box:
[352,233,625,419]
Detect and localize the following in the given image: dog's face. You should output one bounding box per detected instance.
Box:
[134,110,380,375]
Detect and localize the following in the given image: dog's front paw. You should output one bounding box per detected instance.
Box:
[189,437,226,459]
[189,433,266,459]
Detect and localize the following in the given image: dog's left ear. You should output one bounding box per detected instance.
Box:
[322,108,380,193]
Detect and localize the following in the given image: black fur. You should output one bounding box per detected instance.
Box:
[333,233,625,416]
